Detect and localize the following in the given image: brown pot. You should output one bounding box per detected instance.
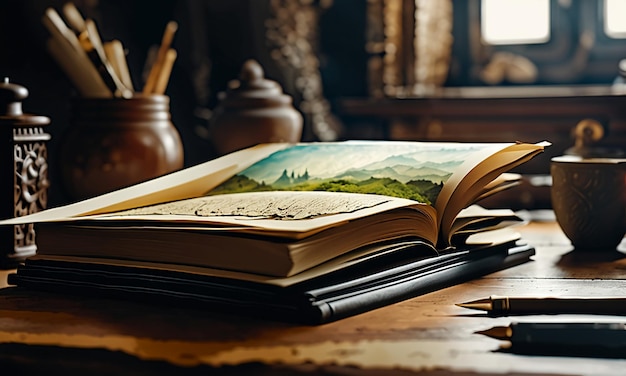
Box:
[210,60,303,156]
[59,95,184,201]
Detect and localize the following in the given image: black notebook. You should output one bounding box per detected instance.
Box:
[8,240,533,325]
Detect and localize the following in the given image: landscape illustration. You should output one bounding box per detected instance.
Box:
[208,142,485,205]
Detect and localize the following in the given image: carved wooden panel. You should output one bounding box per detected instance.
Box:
[3,126,50,268]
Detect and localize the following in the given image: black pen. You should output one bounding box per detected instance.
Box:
[476,322,626,355]
[457,295,626,316]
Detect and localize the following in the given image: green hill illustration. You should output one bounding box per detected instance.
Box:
[209,170,442,205]
[206,143,471,205]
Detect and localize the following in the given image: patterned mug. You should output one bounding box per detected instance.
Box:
[551,155,626,250]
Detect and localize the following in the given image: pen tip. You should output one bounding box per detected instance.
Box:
[474,326,511,340]
[455,298,491,311]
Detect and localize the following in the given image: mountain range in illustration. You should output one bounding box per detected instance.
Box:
[209,154,456,205]
[337,155,456,184]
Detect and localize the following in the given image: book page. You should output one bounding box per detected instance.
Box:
[26,237,437,287]
[204,141,542,245]
[0,143,290,225]
[119,190,399,220]
[451,205,523,238]
[207,141,507,206]
[474,172,522,201]
[83,191,435,237]
[437,142,548,245]
[1,140,546,240]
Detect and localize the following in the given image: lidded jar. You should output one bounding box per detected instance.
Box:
[59,95,183,201]
[210,59,303,155]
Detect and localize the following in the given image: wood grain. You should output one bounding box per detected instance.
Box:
[0,220,625,375]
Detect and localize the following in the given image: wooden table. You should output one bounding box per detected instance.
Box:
[1,216,626,375]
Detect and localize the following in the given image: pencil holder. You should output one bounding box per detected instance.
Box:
[59,95,183,201]
[0,79,51,268]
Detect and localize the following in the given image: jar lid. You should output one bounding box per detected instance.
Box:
[0,77,50,126]
[218,60,293,108]
[564,118,624,158]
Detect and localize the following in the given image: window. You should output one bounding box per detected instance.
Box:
[481,0,550,45]
[446,0,626,86]
[482,0,626,44]
[605,0,626,38]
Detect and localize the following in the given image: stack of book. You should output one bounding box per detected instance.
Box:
[1,140,548,324]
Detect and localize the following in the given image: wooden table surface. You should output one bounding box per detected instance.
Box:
[1,215,626,375]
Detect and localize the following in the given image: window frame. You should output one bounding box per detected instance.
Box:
[480,0,551,46]
[451,0,626,86]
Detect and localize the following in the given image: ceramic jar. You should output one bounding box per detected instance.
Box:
[210,59,303,156]
[59,95,183,201]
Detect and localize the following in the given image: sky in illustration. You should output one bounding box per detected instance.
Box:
[239,142,494,184]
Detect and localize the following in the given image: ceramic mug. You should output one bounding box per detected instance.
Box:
[551,155,626,250]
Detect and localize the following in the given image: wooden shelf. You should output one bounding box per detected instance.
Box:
[336,85,626,175]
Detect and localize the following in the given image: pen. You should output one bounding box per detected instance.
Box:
[143,21,178,94]
[457,295,626,316]
[476,322,626,355]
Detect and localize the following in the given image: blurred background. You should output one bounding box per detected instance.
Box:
[2,0,626,208]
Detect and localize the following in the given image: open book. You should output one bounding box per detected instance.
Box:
[4,140,548,323]
[2,140,547,278]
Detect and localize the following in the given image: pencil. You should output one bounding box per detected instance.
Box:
[153,48,177,95]
[43,7,84,54]
[43,7,111,97]
[47,37,111,97]
[143,21,178,94]
[104,39,135,92]
[62,2,87,34]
